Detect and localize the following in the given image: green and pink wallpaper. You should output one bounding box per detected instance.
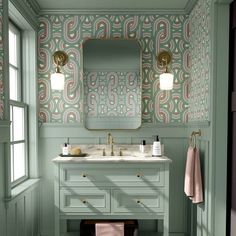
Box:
[0,0,3,120]
[189,0,211,121]
[38,14,190,124]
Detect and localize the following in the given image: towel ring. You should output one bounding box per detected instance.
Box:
[189,129,201,148]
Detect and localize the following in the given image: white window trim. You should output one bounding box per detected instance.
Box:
[4,0,39,198]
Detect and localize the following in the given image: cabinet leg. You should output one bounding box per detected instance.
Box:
[163,215,169,236]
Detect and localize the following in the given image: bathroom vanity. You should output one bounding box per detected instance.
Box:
[53,149,171,236]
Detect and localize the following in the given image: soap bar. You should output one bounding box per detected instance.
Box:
[70,147,81,155]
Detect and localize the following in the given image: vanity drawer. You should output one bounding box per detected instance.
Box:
[60,187,110,213]
[60,164,164,187]
[112,187,164,213]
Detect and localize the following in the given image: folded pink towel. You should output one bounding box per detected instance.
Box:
[184,147,203,204]
[184,147,195,197]
[96,222,124,236]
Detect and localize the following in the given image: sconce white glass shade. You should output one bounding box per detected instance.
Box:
[50,72,65,90]
[159,72,174,90]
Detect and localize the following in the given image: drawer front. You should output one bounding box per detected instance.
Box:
[112,188,164,213]
[60,187,110,213]
[60,164,164,187]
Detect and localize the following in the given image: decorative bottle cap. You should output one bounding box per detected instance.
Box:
[142,140,146,145]
[156,136,159,141]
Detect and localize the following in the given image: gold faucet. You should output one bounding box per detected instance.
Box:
[107,132,114,156]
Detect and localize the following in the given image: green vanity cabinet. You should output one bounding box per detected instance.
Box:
[53,157,171,236]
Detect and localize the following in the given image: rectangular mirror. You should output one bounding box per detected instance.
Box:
[83,39,142,129]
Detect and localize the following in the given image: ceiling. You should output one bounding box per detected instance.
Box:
[36,0,197,13]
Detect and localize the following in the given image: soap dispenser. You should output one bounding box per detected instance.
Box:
[62,143,69,155]
[139,140,146,153]
[152,135,162,157]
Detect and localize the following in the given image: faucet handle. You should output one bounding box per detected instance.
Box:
[107,132,114,144]
[119,148,122,156]
[102,148,106,156]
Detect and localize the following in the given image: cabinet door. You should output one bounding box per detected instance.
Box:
[60,164,164,187]
[112,187,165,214]
[60,187,110,213]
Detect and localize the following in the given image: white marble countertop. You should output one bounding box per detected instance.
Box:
[52,155,171,163]
[52,144,172,163]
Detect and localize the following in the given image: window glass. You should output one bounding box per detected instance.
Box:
[12,106,24,141]
[9,29,17,66]
[11,143,26,181]
[9,22,28,186]
[9,66,18,100]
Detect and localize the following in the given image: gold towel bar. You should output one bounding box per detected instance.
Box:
[189,129,201,148]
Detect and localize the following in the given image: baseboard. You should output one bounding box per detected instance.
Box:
[40,232,186,236]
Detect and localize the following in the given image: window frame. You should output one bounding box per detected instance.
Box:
[9,21,29,187]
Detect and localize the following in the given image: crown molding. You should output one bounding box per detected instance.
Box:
[28,0,41,14]
[39,8,188,15]
[215,0,233,3]
[10,0,39,29]
[184,0,198,13]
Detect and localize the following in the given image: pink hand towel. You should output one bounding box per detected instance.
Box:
[96,222,124,236]
[190,148,203,203]
[184,147,195,197]
[184,147,203,204]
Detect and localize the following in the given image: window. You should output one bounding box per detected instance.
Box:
[9,22,28,185]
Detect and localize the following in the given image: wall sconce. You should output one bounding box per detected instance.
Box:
[157,51,173,90]
[50,51,69,90]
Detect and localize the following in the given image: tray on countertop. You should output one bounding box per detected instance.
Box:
[59,153,87,157]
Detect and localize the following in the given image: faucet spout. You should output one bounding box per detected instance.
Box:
[107,133,114,156]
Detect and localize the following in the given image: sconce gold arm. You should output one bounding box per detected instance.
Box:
[53,51,69,67]
[157,51,172,67]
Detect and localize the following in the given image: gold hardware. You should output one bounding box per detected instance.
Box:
[53,51,69,67]
[157,51,172,71]
[136,173,141,178]
[189,129,201,148]
[107,133,114,156]
[119,148,122,156]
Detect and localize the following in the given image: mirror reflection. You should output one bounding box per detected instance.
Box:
[83,39,142,129]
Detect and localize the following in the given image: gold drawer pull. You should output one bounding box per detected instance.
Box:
[82,200,87,204]
[82,173,87,178]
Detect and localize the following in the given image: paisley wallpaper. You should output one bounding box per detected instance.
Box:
[84,71,141,118]
[189,0,211,121]
[38,14,190,124]
[0,0,3,120]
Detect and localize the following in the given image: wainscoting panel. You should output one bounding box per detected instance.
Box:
[6,182,40,236]
[0,143,7,236]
